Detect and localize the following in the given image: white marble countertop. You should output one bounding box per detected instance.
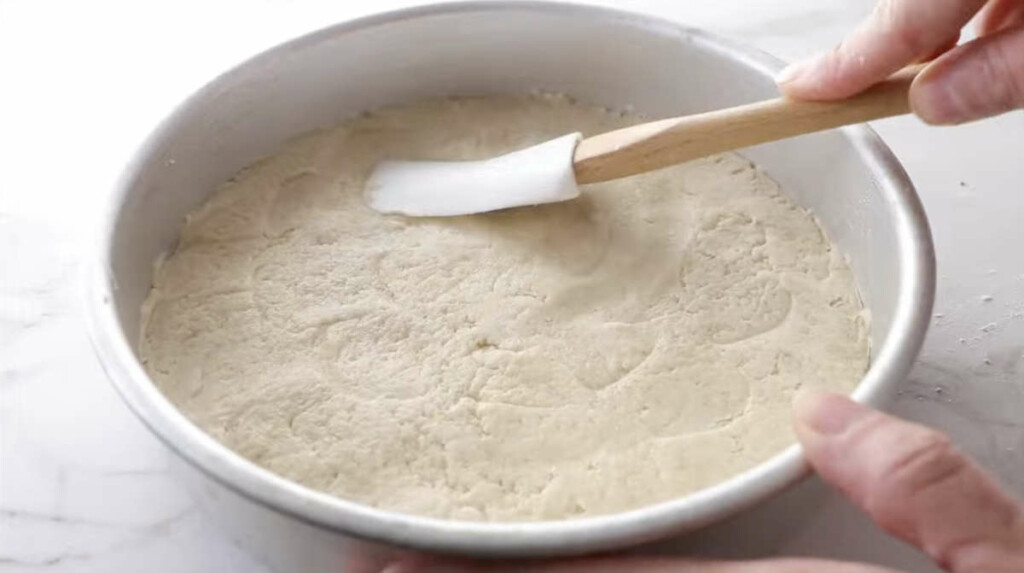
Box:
[2,1,1023,571]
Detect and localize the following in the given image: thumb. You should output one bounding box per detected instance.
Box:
[775,0,984,100]
[911,24,1024,124]
[794,391,1024,572]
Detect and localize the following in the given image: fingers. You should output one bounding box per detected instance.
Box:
[910,23,1024,123]
[777,0,987,99]
[774,0,1024,124]
[385,556,900,573]
[980,0,1024,34]
[918,32,961,64]
[794,391,1024,572]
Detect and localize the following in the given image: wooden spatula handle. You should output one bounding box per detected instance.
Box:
[573,67,920,184]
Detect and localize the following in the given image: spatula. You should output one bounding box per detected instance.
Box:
[366,67,919,217]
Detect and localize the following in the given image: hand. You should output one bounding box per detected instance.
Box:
[775,0,1024,124]
[383,392,1024,572]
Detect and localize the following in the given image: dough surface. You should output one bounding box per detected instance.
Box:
[140,94,869,521]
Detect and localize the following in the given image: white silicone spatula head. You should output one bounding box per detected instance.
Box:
[365,133,582,217]
[365,67,918,217]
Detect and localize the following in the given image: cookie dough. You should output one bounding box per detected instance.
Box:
[140,94,869,521]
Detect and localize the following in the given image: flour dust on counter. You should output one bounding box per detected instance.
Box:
[139,94,869,521]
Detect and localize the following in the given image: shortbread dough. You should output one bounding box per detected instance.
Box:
[140,94,869,521]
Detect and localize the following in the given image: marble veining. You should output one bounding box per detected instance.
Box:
[2,1,1023,572]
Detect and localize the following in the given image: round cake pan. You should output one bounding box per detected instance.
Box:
[84,2,935,569]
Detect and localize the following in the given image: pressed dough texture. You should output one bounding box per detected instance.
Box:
[140,94,869,521]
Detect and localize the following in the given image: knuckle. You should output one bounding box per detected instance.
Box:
[890,432,962,489]
[875,0,932,57]
[864,430,967,528]
[820,43,849,80]
[990,40,1024,109]
[889,25,933,60]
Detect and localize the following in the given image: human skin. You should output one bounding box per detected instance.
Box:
[375,2,1024,568]
[380,392,1024,572]
[775,0,1024,124]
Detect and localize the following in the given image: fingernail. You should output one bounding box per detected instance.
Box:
[775,55,819,86]
[793,390,868,435]
[911,68,966,125]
